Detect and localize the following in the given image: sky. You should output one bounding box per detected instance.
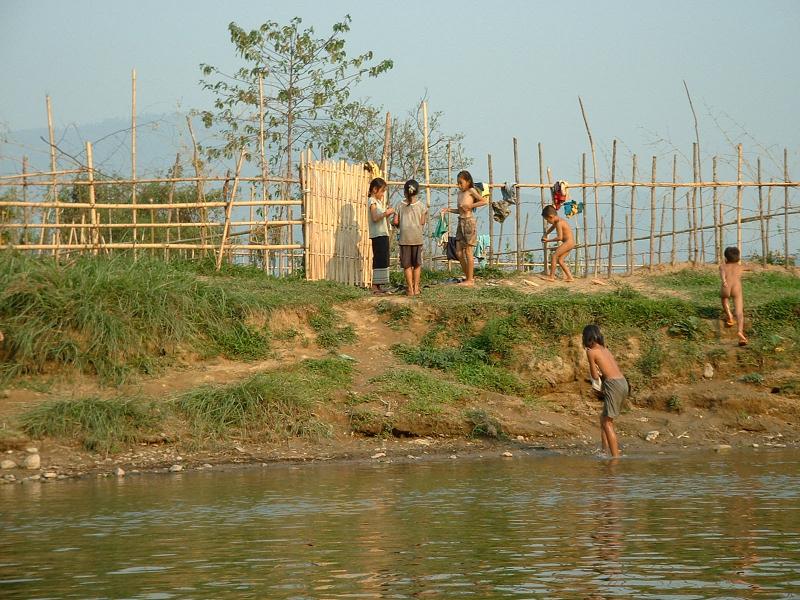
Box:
[1,0,799,258]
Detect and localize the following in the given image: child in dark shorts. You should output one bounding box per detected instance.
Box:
[393,179,427,296]
[583,324,629,457]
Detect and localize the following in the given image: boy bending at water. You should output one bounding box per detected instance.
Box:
[720,246,748,346]
[541,205,575,282]
[583,325,628,458]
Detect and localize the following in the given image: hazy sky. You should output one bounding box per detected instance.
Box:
[2,0,799,183]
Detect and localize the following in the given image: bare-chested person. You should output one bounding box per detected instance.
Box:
[441,170,488,286]
[540,205,575,282]
[720,246,748,346]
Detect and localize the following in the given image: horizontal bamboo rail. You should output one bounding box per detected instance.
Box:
[5,243,303,251]
[2,220,303,229]
[0,200,302,209]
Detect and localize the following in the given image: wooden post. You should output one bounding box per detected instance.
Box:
[578,97,600,278]
[447,141,452,271]
[514,137,521,271]
[258,75,270,271]
[712,156,719,263]
[671,155,677,266]
[719,201,725,256]
[736,143,743,250]
[46,96,59,257]
[649,156,657,268]
[607,140,617,277]
[785,148,790,269]
[692,143,702,263]
[625,213,630,273]
[381,112,391,176]
[216,149,246,270]
[131,68,138,259]
[86,142,100,255]
[766,179,773,261]
[421,101,431,263]
[628,154,637,275]
[757,158,766,266]
[186,116,207,252]
[538,142,548,274]
[581,153,589,277]
[658,195,667,265]
[21,156,30,244]
[487,153,494,267]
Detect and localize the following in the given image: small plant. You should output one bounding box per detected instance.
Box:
[370,369,468,415]
[668,316,703,340]
[667,395,683,413]
[375,301,413,330]
[309,306,357,350]
[739,372,764,384]
[464,409,504,439]
[635,339,664,379]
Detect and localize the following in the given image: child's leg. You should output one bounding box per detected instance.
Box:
[403,267,414,296]
[721,287,735,325]
[463,245,475,283]
[732,287,747,344]
[600,415,609,452]
[557,247,574,282]
[601,416,621,457]
[413,265,422,295]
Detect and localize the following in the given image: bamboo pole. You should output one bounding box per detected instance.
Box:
[690,143,700,263]
[486,151,495,268]
[581,153,589,277]
[737,144,743,249]
[381,112,391,176]
[131,68,138,259]
[625,213,630,273]
[21,156,30,244]
[258,74,270,271]
[766,179,773,260]
[422,101,431,264]
[757,157,766,266]
[712,156,719,263]
[85,142,100,255]
[447,141,452,271]
[578,97,601,278]
[186,116,207,251]
[514,137,521,271]
[658,194,667,265]
[628,154,637,275]
[785,148,790,269]
[538,142,548,274]
[607,140,617,277]
[46,95,59,257]
[671,155,677,266]
[215,149,246,270]
[649,156,657,268]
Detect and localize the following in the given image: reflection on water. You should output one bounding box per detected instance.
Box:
[2,450,800,598]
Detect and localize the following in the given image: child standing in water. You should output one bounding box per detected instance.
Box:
[541,205,575,282]
[367,177,394,294]
[583,324,628,458]
[442,170,488,286]
[720,246,748,346]
[393,179,427,296]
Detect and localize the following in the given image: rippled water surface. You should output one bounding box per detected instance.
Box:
[2,450,800,599]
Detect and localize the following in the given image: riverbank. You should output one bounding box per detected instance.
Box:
[1,255,799,484]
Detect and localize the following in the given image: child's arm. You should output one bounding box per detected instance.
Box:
[468,188,489,209]
[392,208,400,228]
[420,207,428,226]
[541,224,556,242]
[370,202,393,223]
[719,263,728,287]
[586,350,602,390]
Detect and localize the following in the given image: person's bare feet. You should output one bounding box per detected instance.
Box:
[564,276,574,282]
[460,279,476,286]
[725,318,735,327]
[539,275,556,282]
[738,332,748,346]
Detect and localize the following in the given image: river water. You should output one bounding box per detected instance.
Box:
[2,449,799,599]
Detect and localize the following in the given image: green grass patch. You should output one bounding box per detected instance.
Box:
[739,372,764,384]
[0,253,364,384]
[375,300,414,330]
[370,369,468,415]
[309,306,357,350]
[464,409,505,439]
[18,397,162,452]
[174,357,351,439]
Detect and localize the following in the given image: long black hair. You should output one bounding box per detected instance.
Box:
[456,170,474,188]
[369,177,387,197]
[403,179,420,204]
[582,324,605,348]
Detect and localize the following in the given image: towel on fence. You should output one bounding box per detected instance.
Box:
[562,200,585,218]
[474,234,491,267]
[432,213,449,247]
[492,201,511,223]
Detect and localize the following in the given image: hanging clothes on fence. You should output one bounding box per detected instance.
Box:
[446,236,459,261]
[550,180,569,210]
[474,234,491,267]
[562,200,585,218]
[432,213,449,247]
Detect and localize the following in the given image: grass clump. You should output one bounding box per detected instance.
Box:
[635,338,664,380]
[309,306,357,350]
[739,372,764,385]
[370,369,468,415]
[464,409,504,439]
[174,357,352,440]
[18,397,162,452]
[375,300,413,330]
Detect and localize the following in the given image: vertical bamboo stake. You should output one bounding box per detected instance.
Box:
[649,156,657,269]
[671,155,677,266]
[581,153,588,277]
[712,156,719,263]
[578,97,600,278]
[21,156,30,244]
[784,148,790,269]
[131,68,138,259]
[686,192,693,263]
[736,144,743,250]
[625,213,630,273]
[766,179,773,260]
[513,137,521,272]
[421,101,431,264]
[719,202,725,255]
[381,112,391,176]
[628,154,637,275]
[186,116,207,251]
[689,143,698,263]
[46,95,59,257]
[658,196,667,264]
[447,141,452,271]
[607,140,617,277]
[86,142,100,255]
[538,142,548,274]
[487,153,495,267]
[258,75,270,271]
[249,189,255,265]
[757,157,766,266]
[216,149,246,270]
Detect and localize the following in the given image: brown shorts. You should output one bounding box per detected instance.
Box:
[456,216,477,247]
[399,245,423,269]
[601,378,629,419]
